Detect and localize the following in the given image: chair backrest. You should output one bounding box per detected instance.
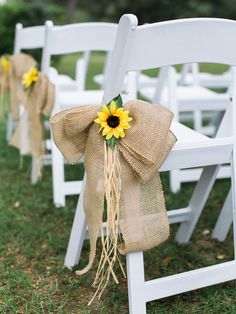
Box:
[104,15,236,107]
[41,21,118,74]
[13,23,47,54]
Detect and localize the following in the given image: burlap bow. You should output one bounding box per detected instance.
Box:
[51,99,176,270]
[10,72,55,179]
[8,53,37,120]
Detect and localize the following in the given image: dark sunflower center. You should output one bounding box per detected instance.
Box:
[107,115,120,128]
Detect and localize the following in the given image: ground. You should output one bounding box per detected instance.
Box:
[0,56,235,313]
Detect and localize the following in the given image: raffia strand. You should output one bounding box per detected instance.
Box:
[88,141,125,305]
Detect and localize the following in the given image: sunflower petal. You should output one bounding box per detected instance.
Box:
[102,126,111,136]
[114,107,124,117]
[106,130,113,140]
[94,118,101,124]
[110,101,116,115]
[113,128,120,138]
[101,121,108,127]
[119,130,125,138]
[120,123,130,129]
[116,126,123,133]
[97,112,108,121]
[103,105,110,115]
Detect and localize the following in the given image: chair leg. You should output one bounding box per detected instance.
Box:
[31,157,40,185]
[230,155,236,257]
[127,251,146,314]
[170,170,181,193]
[175,165,220,243]
[6,113,13,142]
[212,189,232,242]
[64,175,87,269]
[52,139,66,207]
[193,110,202,133]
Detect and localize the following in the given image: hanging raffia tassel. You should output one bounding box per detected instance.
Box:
[50,96,177,304]
[87,143,126,305]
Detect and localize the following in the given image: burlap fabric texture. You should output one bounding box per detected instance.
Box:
[7,53,36,120]
[10,72,55,179]
[51,99,177,272]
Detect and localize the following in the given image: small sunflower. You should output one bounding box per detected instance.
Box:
[1,56,10,74]
[22,66,38,89]
[94,100,132,141]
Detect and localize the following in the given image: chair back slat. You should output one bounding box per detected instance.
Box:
[127,18,236,71]
[46,23,117,55]
[14,23,46,53]
[104,15,236,110]
[42,22,117,74]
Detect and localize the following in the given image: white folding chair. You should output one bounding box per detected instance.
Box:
[6,22,81,142]
[64,15,236,313]
[186,63,232,89]
[40,21,133,207]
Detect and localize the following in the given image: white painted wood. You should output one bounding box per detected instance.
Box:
[44,23,117,57]
[127,18,236,71]
[51,135,66,207]
[144,261,236,301]
[64,174,87,269]
[103,14,138,103]
[172,165,230,183]
[6,113,14,142]
[212,68,236,243]
[212,189,232,241]
[127,252,146,314]
[175,165,220,243]
[76,51,90,91]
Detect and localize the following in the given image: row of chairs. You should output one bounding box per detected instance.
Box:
[6,15,236,313]
[10,20,231,201]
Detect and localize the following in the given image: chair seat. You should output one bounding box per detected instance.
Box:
[197,71,231,88]
[161,121,233,171]
[171,121,208,143]
[49,67,78,91]
[94,73,157,90]
[140,85,229,111]
[57,75,78,91]
[58,90,104,109]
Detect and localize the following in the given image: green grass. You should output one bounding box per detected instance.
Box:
[0,58,236,313]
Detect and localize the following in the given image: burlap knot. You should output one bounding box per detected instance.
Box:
[10,72,55,179]
[51,99,176,271]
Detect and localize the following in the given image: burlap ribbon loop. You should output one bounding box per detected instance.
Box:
[51,99,176,271]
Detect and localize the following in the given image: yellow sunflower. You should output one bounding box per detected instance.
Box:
[94,100,132,140]
[1,56,10,74]
[22,66,38,89]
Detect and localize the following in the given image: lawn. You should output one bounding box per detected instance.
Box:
[0,56,235,313]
